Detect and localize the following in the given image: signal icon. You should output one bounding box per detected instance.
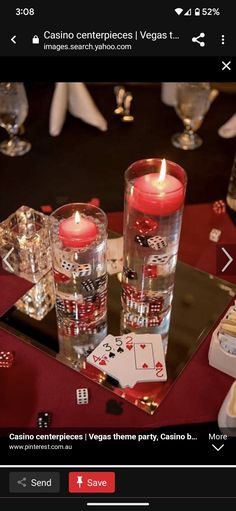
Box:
[184,8,192,16]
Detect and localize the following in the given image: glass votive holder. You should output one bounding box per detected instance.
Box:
[0,206,52,283]
[49,203,108,362]
[121,158,187,351]
[15,270,55,321]
[226,152,236,211]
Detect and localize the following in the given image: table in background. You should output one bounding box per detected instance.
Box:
[0,83,235,219]
[0,84,236,431]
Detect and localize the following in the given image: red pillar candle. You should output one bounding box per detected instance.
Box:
[129,159,185,216]
[59,211,98,248]
[121,158,186,339]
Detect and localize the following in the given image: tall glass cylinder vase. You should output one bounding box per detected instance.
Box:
[121,158,187,350]
[226,151,236,211]
[50,203,108,363]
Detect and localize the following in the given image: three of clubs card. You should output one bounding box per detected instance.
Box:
[86,333,167,388]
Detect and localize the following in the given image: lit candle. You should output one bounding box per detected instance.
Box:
[59,211,98,248]
[129,159,185,216]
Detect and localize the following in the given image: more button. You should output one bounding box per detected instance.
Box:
[9,472,60,493]
[69,472,115,493]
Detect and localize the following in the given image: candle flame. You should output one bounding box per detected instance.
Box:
[158,159,167,183]
[75,211,80,224]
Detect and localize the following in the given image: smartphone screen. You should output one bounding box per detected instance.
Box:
[0,1,236,509]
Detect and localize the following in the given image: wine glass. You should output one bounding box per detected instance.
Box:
[0,82,31,157]
[171,82,211,150]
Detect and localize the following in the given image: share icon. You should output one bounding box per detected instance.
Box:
[192,32,206,47]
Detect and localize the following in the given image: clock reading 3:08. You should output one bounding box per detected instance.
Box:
[16,8,35,15]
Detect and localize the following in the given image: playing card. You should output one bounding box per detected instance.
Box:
[111,334,167,387]
[86,335,125,369]
[134,342,155,369]
[124,333,135,351]
[87,333,167,387]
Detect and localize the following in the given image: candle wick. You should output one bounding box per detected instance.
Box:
[74,211,80,224]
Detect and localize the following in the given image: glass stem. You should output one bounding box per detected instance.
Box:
[8,126,19,146]
[183,123,194,139]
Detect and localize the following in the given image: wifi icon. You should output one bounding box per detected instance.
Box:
[175,7,183,15]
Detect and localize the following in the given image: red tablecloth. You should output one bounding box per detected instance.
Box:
[0,320,232,428]
[108,204,236,283]
[0,203,235,428]
[0,263,32,317]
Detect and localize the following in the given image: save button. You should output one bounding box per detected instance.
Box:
[69,472,115,493]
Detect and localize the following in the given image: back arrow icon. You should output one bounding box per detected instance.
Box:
[221,247,233,272]
[11,35,17,44]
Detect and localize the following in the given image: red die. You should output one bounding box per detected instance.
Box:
[132,289,143,302]
[134,217,158,235]
[40,204,53,214]
[0,351,15,368]
[149,298,164,314]
[148,316,163,327]
[213,200,226,215]
[53,269,71,284]
[79,303,95,314]
[122,284,146,303]
[122,284,133,298]
[94,290,107,308]
[63,323,79,337]
[143,264,158,278]
[87,197,100,207]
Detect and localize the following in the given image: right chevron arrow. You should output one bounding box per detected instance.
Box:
[221,247,233,272]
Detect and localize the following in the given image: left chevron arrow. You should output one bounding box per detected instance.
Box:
[3,248,14,272]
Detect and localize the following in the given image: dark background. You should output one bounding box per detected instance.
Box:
[0,82,235,221]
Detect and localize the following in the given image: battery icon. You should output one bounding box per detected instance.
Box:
[195,8,200,16]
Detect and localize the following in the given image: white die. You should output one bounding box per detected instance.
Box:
[147,236,167,250]
[76,388,89,405]
[73,264,92,277]
[147,254,170,265]
[209,228,221,242]
[61,259,74,271]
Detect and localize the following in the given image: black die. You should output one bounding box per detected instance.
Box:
[123,267,137,280]
[94,274,107,290]
[37,412,52,428]
[96,321,106,333]
[134,235,149,247]
[81,279,95,293]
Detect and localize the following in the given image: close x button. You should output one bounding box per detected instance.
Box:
[222,60,231,71]
[69,472,115,493]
